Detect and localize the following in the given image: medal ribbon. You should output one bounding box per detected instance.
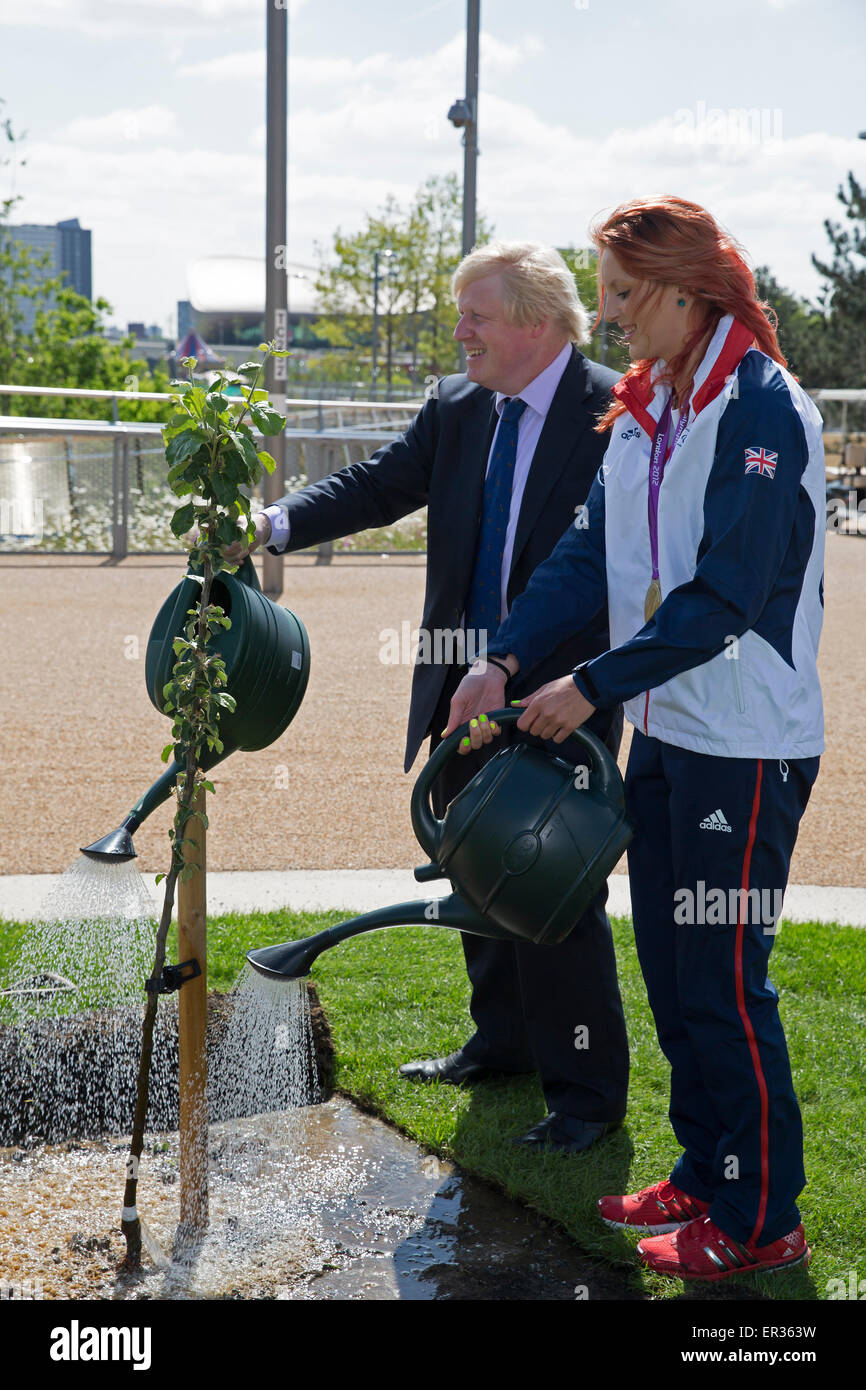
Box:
[647,394,689,584]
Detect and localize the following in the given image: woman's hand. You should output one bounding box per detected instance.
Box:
[443,663,509,752]
[514,676,596,743]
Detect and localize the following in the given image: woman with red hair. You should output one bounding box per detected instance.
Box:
[445,196,825,1283]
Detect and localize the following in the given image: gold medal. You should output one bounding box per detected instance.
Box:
[644,579,662,621]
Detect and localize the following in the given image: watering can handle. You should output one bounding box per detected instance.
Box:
[236,553,263,593]
[410,706,622,868]
[185,553,263,593]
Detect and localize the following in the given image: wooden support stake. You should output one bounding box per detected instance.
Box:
[177,785,208,1233]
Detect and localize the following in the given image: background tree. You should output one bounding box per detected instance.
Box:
[7,287,170,421]
[0,98,62,384]
[558,245,631,375]
[1,97,168,420]
[810,171,866,389]
[753,266,833,385]
[314,174,492,387]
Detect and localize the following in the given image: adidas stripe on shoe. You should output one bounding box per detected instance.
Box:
[636,1215,811,1282]
[598,1180,711,1235]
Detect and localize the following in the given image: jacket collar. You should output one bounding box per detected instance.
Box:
[610,314,756,436]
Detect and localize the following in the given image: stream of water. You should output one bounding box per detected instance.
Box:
[0,856,177,1144]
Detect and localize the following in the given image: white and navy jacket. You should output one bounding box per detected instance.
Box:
[489,315,825,760]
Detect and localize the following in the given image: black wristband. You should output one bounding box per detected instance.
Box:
[573,662,600,703]
[480,654,512,679]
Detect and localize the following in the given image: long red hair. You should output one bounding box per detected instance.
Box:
[590,196,786,431]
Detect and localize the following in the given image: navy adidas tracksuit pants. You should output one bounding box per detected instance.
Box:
[625,731,820,1247]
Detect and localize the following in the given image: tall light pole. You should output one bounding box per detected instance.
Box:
[371,247,394,397]
[263,0,288,597]
[448,0,480,260]
[448,0,480,368]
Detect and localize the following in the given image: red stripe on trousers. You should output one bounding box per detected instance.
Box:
[734,760,770,1245]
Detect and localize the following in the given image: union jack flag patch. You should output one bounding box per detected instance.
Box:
[745,446,777,478]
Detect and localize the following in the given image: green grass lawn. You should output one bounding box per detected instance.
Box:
[2,907,864,1301]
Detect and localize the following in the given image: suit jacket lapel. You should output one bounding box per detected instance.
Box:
[507,348,592,600]
[447,387,499,608]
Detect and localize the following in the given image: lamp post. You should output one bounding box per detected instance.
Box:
[448,0,480,369]
[262,0,288,597]
[448,0,480,260]
[371,248,394,397]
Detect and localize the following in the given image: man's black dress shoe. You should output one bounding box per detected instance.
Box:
[398,1050,518,1085]
[511,1111,622,1154]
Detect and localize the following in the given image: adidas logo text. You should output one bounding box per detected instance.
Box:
[700,809,732,832]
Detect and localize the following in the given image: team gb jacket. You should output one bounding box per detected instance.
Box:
[489,314,826,760]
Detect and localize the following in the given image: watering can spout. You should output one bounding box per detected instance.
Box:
[245,892,510,981]
[81,814,140,863]
[80,756,187,862]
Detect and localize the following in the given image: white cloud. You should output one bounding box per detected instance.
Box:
[178,29,542,87]
[0,0,307,36]
[9,23,853,327]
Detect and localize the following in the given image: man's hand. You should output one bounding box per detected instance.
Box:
[185,510,273,560]
[443,658,516,753]
[514,675,596,743]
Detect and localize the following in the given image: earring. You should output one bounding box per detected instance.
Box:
[677,298,686,307]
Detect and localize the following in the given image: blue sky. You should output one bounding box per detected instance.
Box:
[1,0,864,333]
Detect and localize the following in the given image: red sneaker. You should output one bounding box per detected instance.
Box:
[598,1180,710,1234]
[637,1215,811,1281]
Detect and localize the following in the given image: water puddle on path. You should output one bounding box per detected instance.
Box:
[0,1098,639,1301]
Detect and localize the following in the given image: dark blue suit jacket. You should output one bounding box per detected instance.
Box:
[268,346,621,770]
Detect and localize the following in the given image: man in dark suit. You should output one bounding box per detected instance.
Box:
[233,240,629,1153]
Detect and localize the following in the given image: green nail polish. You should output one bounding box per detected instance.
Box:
[511,700,522,706]
[470,718,478,727]
[479,714,488,723]
[461,737,470,748]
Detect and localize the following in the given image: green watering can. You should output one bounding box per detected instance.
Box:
[246,709,633,980]
[81,556,309,861]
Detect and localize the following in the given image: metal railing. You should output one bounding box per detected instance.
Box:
[0,385,424,559]
[0,382,424,429]
[3,382,864,557]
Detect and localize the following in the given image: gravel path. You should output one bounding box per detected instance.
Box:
[1,537,863,887]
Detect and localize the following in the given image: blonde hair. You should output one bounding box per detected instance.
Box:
[452,240,590,345]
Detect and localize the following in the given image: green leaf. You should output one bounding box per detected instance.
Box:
[166,429,205,467]
[250,404,285,436]
[170,501,196,537]
[257,449,276,474]
[236,361,263,376]
[155,873,166,885]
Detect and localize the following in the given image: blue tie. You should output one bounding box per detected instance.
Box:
[465,396,527,651]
